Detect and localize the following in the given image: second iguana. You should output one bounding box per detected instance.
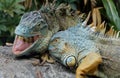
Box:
[48,18,120,78]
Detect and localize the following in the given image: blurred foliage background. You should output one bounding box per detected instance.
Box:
[0,0,120,45]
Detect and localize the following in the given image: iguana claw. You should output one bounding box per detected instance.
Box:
[41,53,55,64]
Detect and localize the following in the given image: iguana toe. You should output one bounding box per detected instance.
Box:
[41,53,55,64]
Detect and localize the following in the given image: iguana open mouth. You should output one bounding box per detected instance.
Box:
[12,35,39,55]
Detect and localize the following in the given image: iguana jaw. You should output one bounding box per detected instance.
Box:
[12,35,39,56]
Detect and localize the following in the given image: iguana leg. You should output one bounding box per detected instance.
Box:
[40,53,55,65]
[76,52,102,78]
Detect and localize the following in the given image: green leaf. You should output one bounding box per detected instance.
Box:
[102,0,120,30]
[55,1,62,8]
[15,4,25,11]
[8,27,15,36]
[0,30,1,35]
[0,25,7,31]
[70,3,77,10]
[15,0,25,3]
[114,0,120,17]
[69,0,77,3]
[0,0,25,16]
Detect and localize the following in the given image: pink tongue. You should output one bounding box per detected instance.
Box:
[14,38,31,51]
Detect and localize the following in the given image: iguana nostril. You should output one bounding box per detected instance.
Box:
[22,28,27,34]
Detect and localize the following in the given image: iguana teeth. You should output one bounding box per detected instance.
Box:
[24,37,35,43]
[18,35,39,43]
[29,37,34,43]
[18,36,24,40]
[24,37,29,42]
[18,36,31,43]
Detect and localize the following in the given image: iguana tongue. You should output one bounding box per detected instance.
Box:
[12,35,39,54]
[14,39,31,51]
[13,36,31,52]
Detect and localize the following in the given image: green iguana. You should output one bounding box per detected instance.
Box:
[12,3,120,78]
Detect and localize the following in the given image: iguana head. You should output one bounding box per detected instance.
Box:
[12,11,49,56]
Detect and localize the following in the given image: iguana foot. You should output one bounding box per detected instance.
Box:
[76,52,102,78]
[40,53,55,65]
[32,53,55,66]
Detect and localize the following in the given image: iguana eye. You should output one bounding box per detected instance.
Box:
[54,39,59,42]
[52,37,60,42]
